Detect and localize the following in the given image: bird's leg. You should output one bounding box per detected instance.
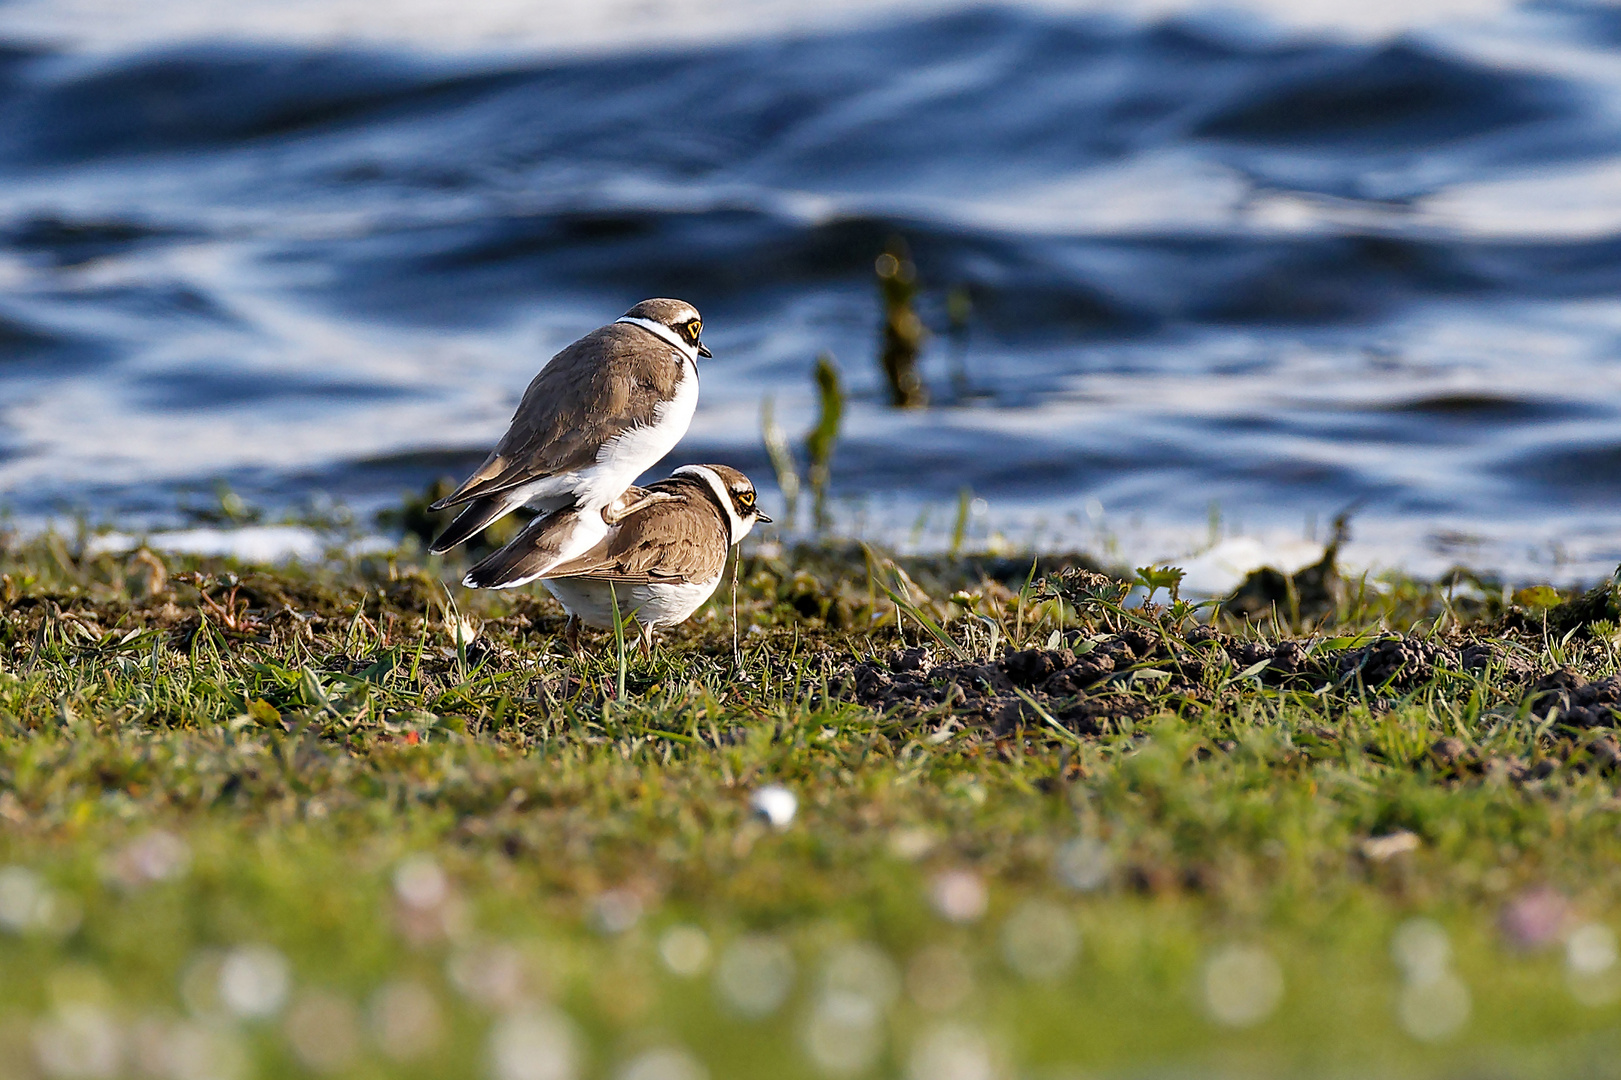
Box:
[602,491,678,524]
[563,614,581,654]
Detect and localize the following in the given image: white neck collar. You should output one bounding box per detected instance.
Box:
[673,464,752,544]
[617,316,700,365]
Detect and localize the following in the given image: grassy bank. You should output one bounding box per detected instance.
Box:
[1,530,1620,1080]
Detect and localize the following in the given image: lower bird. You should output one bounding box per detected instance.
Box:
[463,464,769,652]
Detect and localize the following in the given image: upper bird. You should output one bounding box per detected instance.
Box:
[427,299,708,572]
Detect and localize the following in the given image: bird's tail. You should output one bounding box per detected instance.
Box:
[428,494,521,554]
[463,506,587,589]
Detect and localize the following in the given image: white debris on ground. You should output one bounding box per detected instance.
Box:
[749,786,798,830]
[1172,535,1336,598]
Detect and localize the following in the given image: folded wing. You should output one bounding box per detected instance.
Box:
[545,489,728,585]
[431,324,680,510]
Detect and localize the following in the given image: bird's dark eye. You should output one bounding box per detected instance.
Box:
[739,490,754,507]
[684,319,702,342]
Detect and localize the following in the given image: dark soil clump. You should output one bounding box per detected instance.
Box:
[833,622,1558,740]
[840,638,1178,736]
[1527,668,1621,728]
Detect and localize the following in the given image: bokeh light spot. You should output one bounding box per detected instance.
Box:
[907,946,973,1014]
[715,935,795,1018]
[617,1046,706,1080]
[906,1024,996,1080]
[1000,900,1078,981]
[487,1007,579,1080]
[0,865,78,936]
[217,945,290,1020]
[658,926,712,978]
[592,889,643,935]
[448,943,528,1010]
[1390,918,1451,986]
[1398,973,1471,1042]
[1565,923,1620,1006]
[283,991,362,1074]
[1566,923,1617,975]
[130,1017,246,1080]
[1202,945,1283,1027]
[102,832,190,890]
[821,942,901,1010]
[368,980,444,1062]
[929,870,987,924]
[1053,838,1112,892]
[33,1004,121,1080]
[802,991,883,1076]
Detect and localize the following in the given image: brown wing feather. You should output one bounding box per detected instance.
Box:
[434,324,683,508]
[544,481,728,585]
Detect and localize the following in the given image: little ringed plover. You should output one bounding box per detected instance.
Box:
[428,298,709,576]
[463,463,769,652]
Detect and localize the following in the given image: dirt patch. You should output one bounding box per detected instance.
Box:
[833,626,1549,739]
[842,642,1164,735]
[1526,668,1621,728]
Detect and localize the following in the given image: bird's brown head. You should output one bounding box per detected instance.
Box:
[622,298,709,359]
[672,463,770,542]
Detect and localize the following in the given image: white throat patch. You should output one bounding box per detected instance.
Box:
[616,316,700,365]
[673,464,750,544]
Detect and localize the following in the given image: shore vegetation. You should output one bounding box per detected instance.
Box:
[1,523,1619,1080]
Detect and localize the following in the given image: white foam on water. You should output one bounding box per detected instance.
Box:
[85,526,394,563]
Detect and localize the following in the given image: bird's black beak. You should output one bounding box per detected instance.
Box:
[755,511,773,524]
[697,343,712,359]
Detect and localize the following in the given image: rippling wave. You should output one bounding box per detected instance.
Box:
[0,3,1618,579]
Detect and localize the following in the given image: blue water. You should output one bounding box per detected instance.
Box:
[1,1,1620,579]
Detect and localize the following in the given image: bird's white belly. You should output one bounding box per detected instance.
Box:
[501,358,695,517]
[543,573,722,630]
[576,359,699,506]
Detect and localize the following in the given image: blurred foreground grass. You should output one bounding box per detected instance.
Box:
[2,530,1621,1080]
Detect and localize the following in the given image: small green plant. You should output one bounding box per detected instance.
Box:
[609,582,628,699]
[950,487,972,557]
[1134,564,1186,605]
[864,546,964,659]
[875,237,927,407]
[759,397,800,531]
[806,353,844,534]
[1515,585,1562,610]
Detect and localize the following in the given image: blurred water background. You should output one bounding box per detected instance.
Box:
[0,0,1618,582]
